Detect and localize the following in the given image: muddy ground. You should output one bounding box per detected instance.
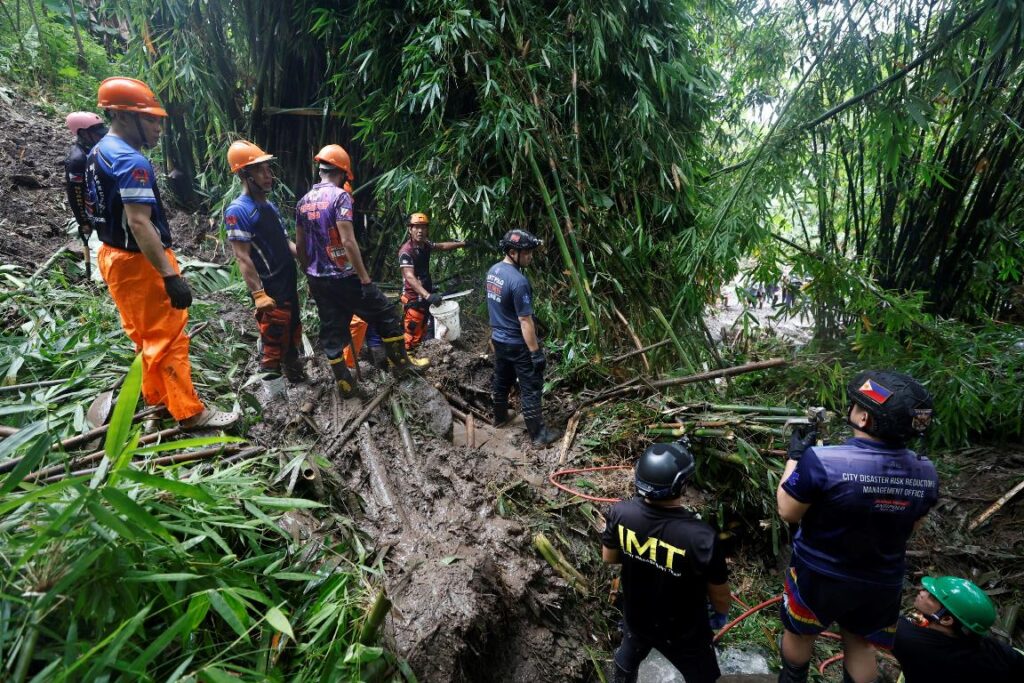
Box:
[3,85,1022,682]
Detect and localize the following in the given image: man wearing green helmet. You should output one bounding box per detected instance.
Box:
[892,576,1023,682]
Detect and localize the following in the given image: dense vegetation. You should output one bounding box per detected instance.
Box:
[1,0,1023,680]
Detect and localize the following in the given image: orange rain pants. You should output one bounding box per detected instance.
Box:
[342,316,368,368]
[400,293,429,350]
[98,245,204,421]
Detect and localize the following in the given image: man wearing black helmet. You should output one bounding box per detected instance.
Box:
[486,229,561,445]
[775,371,939,683]
[601,441,732,683]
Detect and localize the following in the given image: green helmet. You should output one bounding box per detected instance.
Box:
[922,576,997,635]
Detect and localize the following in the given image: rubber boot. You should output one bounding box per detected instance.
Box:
[525,416,563,446]
[777,657,810,683]
[282,358,307,383]
[382,335,425,376]
[329,356,361,399]
[262,374,287,401]
[493,404,516,427]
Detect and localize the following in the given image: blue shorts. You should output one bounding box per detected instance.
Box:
[780,558,900,649]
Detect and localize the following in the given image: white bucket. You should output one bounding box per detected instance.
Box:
[429,300,461,341]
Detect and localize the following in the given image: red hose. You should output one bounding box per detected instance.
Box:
[819,653,844,674]
[548,465,632,503]
[713,595,842,644]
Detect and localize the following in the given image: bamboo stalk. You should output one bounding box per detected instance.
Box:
[465,413,475,448]
[533,532,589,595]
[331,383,394,452]
[359,590,393,645]
[582,358,789,407]
[24,425,184,482]
[706,403,804,415]
[389,396,416,461]
[438,388,493,425]
[525,146,599,342]
[607,339,672,364]
[968,478,1024,532]
[0,379,65,393]
[39,444,244,484]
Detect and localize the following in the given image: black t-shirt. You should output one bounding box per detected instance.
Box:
[64,141,90,227]
[893,617,1024,683]
[602,497,728,641]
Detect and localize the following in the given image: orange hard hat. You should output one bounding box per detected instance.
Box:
[314,144,354,180]
[408,212,429,226]
[97,77,167,117]
[228,140,275,173]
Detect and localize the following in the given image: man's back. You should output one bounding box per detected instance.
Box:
[893,617,1024,682]
[295,181,353,278]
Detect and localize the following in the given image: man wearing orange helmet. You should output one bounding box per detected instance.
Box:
[64,112,107,238]
[225,141,306,400]
[398,212,466,350]
[295,144,420,398]
[86,77,237,429]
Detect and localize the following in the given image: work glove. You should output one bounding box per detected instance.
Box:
[163,274,193,310]
[788,425,818,461]
[530,349,546,374]
[427,292,443,307]
[360,281,381,301]
[709,609,729,631]
[252,288,276,312]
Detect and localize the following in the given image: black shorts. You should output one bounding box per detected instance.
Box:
[614,621,720,683]
[780,557,900,649]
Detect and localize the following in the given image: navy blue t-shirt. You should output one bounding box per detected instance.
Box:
[486,260,534,344]
[86,134,172,251]
[225,194,296,302]
[782,438,938,586]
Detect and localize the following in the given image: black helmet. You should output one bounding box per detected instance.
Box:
[499,229,543,254]
[635,441,696,500]
[847,370,933,445]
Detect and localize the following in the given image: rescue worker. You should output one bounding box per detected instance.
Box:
[776,371,938,683]
[893,576,1024,682]
[295,144,419,398]
[86,77,237,429]
[224,140,306,399]
[601,441,731,683]
[398,212,466,349]
[64,111,107,240]
[486,229,561,445]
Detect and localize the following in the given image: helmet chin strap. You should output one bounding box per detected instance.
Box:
[132,113,150,149]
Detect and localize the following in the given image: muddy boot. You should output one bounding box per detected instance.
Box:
[493,403,516,427]
[368,345,387,369]
[261,374,287,401]
[525,417,562,446]
[382,335,426,376]
[329,357,361,399]
[778,658,810,683]
[282,358,307,384]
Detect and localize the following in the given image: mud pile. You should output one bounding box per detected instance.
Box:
[250,325,593,682]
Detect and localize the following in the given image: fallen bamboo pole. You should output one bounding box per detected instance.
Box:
[607,339,672,364]
[465,413,475,448]
[706,403,804,415]
[438,387,494,425]
[24,425,186,482]
[0,405,165,475]
[332,383,394,452]
[534,532,589,595]
[389,396,417,461]
[38,443,244,484]
[0,379,66,393]
[582,358,789,407]
[359,590,393,645]
[968,478,1024,532]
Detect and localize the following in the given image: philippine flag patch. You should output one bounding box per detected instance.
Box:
[859,379,893,404]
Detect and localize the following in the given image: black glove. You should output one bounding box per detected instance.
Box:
[361,281,381,300]
[530,349,546,374]
[163,275,193,309]
[427,292,443,307]
[708,603,729,630]
[788,425,818,461]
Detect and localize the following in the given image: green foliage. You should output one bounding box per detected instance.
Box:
[0,3,114,109]
[0,257,404,682]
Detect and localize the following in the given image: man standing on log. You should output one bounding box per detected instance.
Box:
[295,144,420,399]
[601,441,732,683]
[893,575,1024,682]
[86,77,237,430]
[398,212,465,351]
[224,140,306,400]
[775,371,939,683]
[486,229,561,446]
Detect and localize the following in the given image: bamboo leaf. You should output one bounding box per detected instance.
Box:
[117,469,216,503]
[104,354,143,462]
[265,606,295,639]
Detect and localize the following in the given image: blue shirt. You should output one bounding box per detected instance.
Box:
[782,438,939,586]
[224,195,293,283]
[486,260,534,344]
[86,134,171,251]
